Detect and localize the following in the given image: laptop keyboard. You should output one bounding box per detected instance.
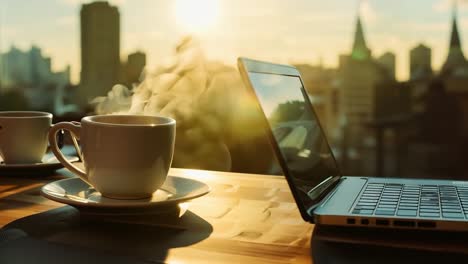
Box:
[352,183,468,219]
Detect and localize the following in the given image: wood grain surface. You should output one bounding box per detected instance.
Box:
[0,167,313,263]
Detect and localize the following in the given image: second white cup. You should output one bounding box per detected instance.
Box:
[0,111,52,164]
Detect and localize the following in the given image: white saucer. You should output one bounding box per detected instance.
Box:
[41,176,210,209]
[0,152,79,176]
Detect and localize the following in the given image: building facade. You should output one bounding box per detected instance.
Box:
[121,51,146,87]
[80,1,120,106]
[409,44,432,81]
[377,52,396,80]
[0,45,70,90]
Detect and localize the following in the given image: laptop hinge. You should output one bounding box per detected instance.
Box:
[307,176,347,216]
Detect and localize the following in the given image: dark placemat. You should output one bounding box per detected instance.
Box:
[0,206,213,264]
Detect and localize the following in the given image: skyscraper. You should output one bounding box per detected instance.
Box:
[80,1,120,106]
[0,45,69,89]
[409,44,432,80]
[29,45,52,85]
[122,51,146,87]
[336,10,398,174]
[377,52,396,80]
[441,2,466,75]
[338,12,380,126]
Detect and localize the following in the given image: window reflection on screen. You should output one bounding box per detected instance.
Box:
[249,72,340,209]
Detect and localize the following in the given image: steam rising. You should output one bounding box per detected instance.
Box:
[94,37,265,171]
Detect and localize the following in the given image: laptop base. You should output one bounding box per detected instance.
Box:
[314,176,468,231]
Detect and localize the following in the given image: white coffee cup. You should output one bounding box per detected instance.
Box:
[48,115,176,199]
[0,111,53,164]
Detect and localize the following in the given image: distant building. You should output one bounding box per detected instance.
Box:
[335,13,401,175]
[121,51,146,87]
[350,16,371,61]
[441,4,467,77]
[438,3,468,133]
[337,14,393,127]
[407,4,468,122]
[0,45,70,90]
[374,80,410,120]
[377,52,396,80]
[409,44,432,80]
[295,64,338,134]
[80,1,120,106]
[0,46,32,87]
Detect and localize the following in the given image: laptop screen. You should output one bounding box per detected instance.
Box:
[248,71,341,210]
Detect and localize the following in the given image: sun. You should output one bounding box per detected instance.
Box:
[175,0,220,33]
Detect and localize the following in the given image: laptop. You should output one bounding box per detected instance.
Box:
[238,57,468,231]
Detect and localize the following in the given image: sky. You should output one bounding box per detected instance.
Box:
[1,0,468,84]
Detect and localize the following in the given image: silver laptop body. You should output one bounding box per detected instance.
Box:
[238,57,468,231]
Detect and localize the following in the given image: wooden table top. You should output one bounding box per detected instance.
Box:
[0,167,313,263]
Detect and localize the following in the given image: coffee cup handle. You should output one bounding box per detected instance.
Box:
[49,122,89,184]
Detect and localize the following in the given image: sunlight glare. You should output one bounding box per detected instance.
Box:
[175,0,220,33]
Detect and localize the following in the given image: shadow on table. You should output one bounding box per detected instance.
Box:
[0,206,213,264]
[311,225,468,264]
[0,170,70,212]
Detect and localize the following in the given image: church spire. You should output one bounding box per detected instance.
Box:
[442,0,466,73]
[450,1,462,48]
[351,5,371,60]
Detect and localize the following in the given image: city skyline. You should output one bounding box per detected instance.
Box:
[1,0,468,84]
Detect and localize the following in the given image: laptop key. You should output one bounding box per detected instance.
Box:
[360,197,378,201]
[419,212,440,218]
[421,203,439,206]
[442,209,462,214]
[421,204,439,208]
[442,204,462,208]
[397,210,417,217]
[383,190,400,194]
[356,207,377,211]
[399,207,418,211]
[442,212,464,219]
[353,209,374,215]
[363,192,381,195]
[380,198,398,202]
[379,204,398,208]
[362,194,380,198]
[400,202,418,205]
[401,202,419,205]
[359,200,378,204]
[382,194,400,197]
[378,206,397,210]
[355,206,376,210]
[375,210,395,216]
[441,202,459,206]
[380,201,398,204]
[401,198,418,202]
[441,198,459,202]
[358,204,378,207]
[401,195,418,198]
[420,210,440,214]
[420,206,438,209]
[399,203,418,207]
[358,202,377,206]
